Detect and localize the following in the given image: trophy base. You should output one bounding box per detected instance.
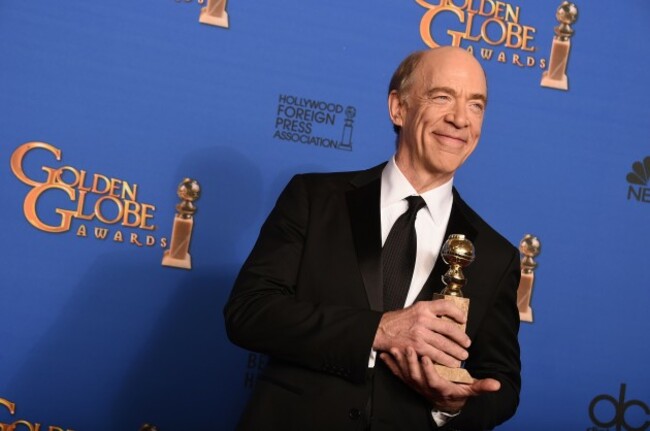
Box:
[519,307,533,323]
[199,8,229,28]
[162,250,192,270]
[540,72,568,91]
[433,364,473,384]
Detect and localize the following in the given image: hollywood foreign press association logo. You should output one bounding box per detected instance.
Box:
[626,156,650,203]
[243,352,267,389]
[273,94,357,152]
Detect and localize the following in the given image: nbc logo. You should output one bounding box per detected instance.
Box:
[626,156,650,203]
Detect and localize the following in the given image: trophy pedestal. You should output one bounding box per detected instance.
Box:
[541,39,570,90]
[433,364,473,384]
[199,7,229,28]
[433,293,473,384]
[517,272,534,322]
[162,216,194,269]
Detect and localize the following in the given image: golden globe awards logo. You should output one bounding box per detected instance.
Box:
[273,94,356,152]
[10,142,168,248]
[416,0,546,70]
[1,396,74,431]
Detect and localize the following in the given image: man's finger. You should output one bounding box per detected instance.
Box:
[421,355,446,388]
[427,315,471,349]
[405,347,423,384]
[418,331,467,367]
[470,378,501,394]
[428,299,468,326]
[380,352,403,379]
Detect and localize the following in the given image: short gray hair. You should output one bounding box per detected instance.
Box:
[388,51,427,134]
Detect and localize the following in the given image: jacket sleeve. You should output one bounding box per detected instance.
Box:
[444,248,522,430]
[223,174,383,383]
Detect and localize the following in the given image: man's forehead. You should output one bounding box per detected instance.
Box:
[414,53,487,94]
[416,69,486,93]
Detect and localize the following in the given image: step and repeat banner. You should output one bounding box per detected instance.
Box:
[1,0,648,430]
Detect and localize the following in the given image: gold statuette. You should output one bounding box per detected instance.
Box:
[517,234,541,323]
[162,179,201,270]
[540,2,578,90]
[199,0,230,28]
[433,234,474,384]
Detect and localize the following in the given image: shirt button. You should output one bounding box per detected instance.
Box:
[349,408,361,420]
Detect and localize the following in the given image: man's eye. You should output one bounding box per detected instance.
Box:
[470,103,485,113]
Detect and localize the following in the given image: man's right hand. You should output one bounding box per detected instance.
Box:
[371,299,471,368]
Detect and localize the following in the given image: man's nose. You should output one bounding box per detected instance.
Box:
[445,103,469,128]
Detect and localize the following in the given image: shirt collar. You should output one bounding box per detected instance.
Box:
[381,156,454,225]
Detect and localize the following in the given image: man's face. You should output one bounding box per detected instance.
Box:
[390,49,487,189]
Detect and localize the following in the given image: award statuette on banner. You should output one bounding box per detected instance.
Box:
[199,0,229,28]
[432,234,474,384]
[540,2,578,90]
[339,106,356,151]
[517,234,541,323]
[162,179,201,270]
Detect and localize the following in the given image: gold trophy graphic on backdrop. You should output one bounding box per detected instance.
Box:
[199,0,229,28]
[540,2,578,90]
[517,234,541,322]
[433,234,474,384]
[162,179,201,270]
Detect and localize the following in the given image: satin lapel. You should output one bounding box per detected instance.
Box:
[416,188,479,301]
[346,165,384,312]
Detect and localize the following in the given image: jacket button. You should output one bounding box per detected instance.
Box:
[349,408,361,420]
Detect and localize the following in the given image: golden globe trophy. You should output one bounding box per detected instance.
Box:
[199,0,229,28]
[517,234,541,323]
[162,179,201,270]
[540,2,578,90]
[339,106,356,151]
[432,234,474,384]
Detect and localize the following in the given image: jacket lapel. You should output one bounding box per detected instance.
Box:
[346,163,385,312]
[346,171,479,311]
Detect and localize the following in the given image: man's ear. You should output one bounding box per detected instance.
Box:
[388,90,405,129]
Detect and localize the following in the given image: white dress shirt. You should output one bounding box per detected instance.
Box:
[380,157,454,307]
[369,157,454,367]
[372,157,458,426]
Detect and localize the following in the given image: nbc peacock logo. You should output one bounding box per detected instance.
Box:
[626,156,650,203]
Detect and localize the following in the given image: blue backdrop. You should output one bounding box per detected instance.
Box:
[1,0,649,429]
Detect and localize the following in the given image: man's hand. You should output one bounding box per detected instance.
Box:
[380,347,501,413]
[372,300,471,368]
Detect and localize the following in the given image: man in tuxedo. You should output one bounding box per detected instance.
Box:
[224,47,521,430]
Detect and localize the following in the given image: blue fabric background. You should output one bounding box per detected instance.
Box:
[1,1,648,429]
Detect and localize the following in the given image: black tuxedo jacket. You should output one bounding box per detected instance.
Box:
[225,163,521,431]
